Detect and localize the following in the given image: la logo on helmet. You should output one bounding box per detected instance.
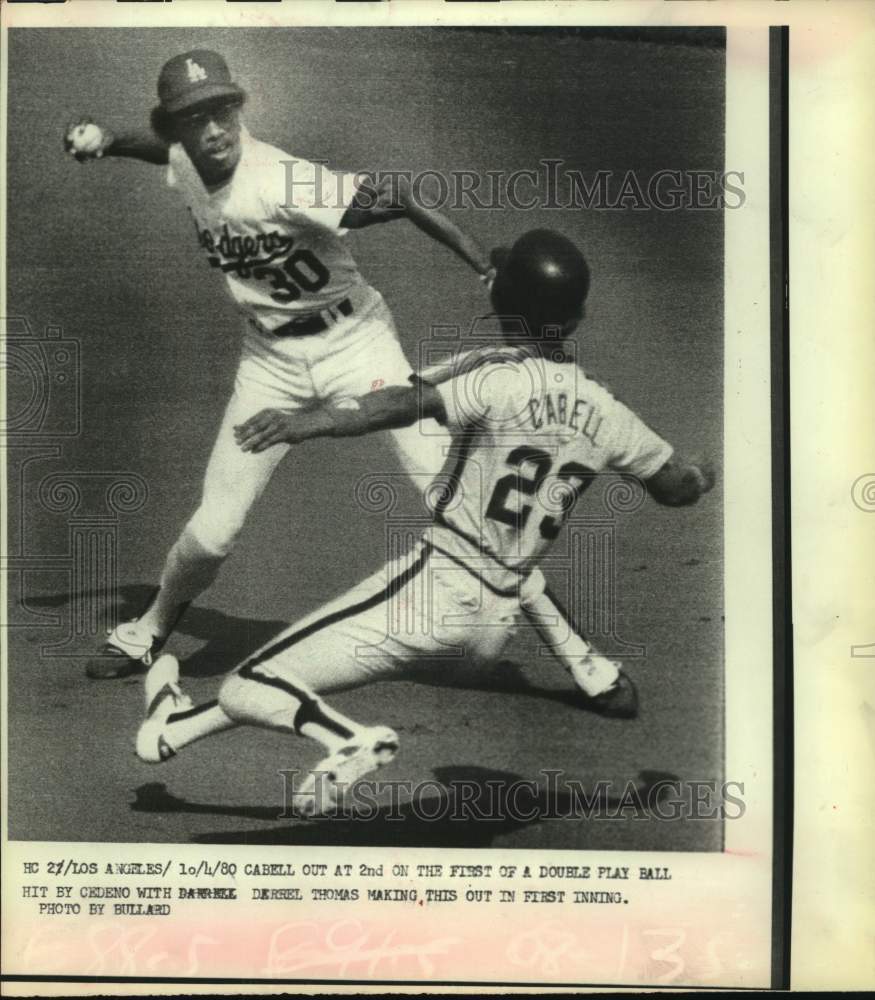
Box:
[186,58,208,83]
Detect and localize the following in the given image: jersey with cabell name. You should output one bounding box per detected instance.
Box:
[167,126,363,331]
[425,348,673,593]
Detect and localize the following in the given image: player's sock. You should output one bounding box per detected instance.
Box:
[294,693,360,752]
[219,668,362,752]
[521,589,619,696]
[140,528,225,638]
[162,699,237,753]
[545,626,619,695]
[570,651,621,696]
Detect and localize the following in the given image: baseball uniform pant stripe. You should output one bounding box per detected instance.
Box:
[236,544,433,675]
[236,663,354,741]
[167,699,220,724]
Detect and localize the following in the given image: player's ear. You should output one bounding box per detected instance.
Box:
[489,246,510,270]
[150,106,177,144]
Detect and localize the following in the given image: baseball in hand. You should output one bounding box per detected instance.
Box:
[69,123,105,157]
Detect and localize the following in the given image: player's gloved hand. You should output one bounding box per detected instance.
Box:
[64,118,114,162]
[234,408,308,453]
[689,456,717,495]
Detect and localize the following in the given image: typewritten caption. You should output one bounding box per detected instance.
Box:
[22,856,671,916]
[5,843,766,984]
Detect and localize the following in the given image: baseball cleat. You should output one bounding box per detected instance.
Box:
[580,669,639,719]
[86,619,166,680]
[135,655,193,763]
[290,726,399,818]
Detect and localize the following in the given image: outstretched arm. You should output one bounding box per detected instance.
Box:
[234,384,447,454]
[340,173,491,278]
[64,118,170,165]
[105,129,170,165]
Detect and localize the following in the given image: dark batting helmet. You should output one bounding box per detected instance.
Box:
[490,229,590,334]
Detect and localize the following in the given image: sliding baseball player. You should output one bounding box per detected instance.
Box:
[133,229,715,816]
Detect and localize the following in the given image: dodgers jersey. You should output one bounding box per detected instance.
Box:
[167,126,363,331]
[424,349,673,592]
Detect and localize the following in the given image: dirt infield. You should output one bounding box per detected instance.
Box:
[6,28,724,850]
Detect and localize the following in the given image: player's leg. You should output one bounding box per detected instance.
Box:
[136,545,435,813]
[313,289,449,487]
[87,360,305,679]
[218,545,437,814]
[518,575,638,718]
[133,647,379,778]
[139,386,291,635]
[133,567,402,763]
[135,653,237,763]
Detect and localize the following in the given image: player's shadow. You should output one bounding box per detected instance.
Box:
[131,767,681,849]
[397,657,583,710]
[25,584,288,678]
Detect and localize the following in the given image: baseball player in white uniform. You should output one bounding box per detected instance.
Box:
[64,50,493,679]
[133,229,715,816]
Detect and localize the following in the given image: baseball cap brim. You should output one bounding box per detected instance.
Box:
[162,81,243,115]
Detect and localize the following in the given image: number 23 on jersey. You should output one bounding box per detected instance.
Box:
[486,447,596,539]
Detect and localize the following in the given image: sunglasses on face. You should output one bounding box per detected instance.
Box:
[175,100,242,129]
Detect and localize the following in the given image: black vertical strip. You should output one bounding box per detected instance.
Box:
[769,25,793,991]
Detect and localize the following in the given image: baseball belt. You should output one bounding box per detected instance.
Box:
[269,297,354,337]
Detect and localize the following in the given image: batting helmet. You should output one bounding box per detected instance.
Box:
[490,229,590,334]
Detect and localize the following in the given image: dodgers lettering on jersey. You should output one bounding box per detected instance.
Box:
[167,127,363,330]
[425,350,673,592]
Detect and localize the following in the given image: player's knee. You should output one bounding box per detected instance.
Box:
[219,669,298,731]
[187,503,247,558]
[218,673,252,721]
